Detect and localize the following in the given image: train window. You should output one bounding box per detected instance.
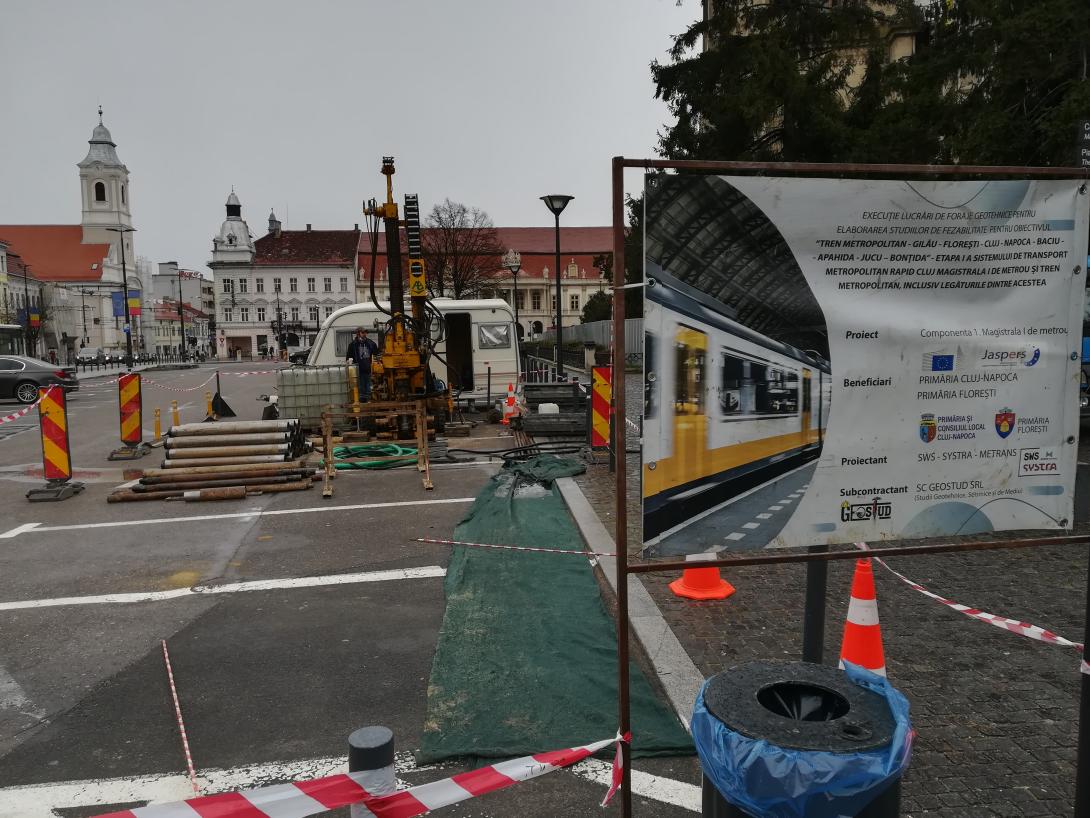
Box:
[675,326,706,415]
[644,332,658,419]
[719,349,799,416]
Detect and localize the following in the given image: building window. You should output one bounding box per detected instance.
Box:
[551,296,557,312]
[240,307,250,322]
[257,307,266,322]
[273,278,281,292]
[309,306,319,322]
[121,185,126,205]
[516,291,525,310]
[256,279,264,293]
[531,291,541,310]
[289,278,298,293]
[325,306,334,318]
[222,279,232,293]
[239,279,248,293]
[94,181,106,202]
[224,308,233,323]
[290,307,300,321]
[323,277,332,293]
[570,294,580,311]
[340,277,348,292]
[307,277,316,293]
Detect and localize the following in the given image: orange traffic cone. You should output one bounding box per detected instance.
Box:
[669,559,735,601]
[839,558,886,676]
[502,383,516,425]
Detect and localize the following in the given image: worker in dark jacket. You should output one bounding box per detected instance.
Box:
[346,327,379,402]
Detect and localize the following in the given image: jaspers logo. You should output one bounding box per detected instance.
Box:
[841,498,893,523]
[980,347,1040,367]
[995,408,1016,439]
[920,413,936,443]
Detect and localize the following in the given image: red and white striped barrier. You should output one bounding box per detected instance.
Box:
[416,536,616,558]
[857,543,1084,653]
[141,372,218,393]
[93,733,627,818]
[161,640,199,797]
[0,384,58,425]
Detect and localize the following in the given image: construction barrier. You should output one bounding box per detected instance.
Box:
[26,386,84,501]
[91,733,627,818]
[118,373,143,446]
[591,365,612,449]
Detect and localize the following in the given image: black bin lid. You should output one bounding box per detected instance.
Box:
[704,661,896,753]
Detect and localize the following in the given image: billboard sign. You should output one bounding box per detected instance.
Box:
[642,175,1089,552]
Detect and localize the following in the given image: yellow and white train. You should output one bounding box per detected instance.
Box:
[643,272,831,540]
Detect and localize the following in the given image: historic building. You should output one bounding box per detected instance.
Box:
[208,195,358,359]
[0,109,142,362]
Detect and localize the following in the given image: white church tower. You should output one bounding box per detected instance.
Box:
[78,106,132,245]
[211,189,255,264]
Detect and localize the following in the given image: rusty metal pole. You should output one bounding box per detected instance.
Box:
[611,156,632,818]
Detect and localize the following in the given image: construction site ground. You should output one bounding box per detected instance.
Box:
[0,362,699,817]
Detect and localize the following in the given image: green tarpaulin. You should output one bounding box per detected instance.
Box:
[418,456,692,763]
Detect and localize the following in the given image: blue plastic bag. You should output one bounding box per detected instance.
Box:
[691,663,912,818]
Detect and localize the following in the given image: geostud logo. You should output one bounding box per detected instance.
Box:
[995,408,1016,439]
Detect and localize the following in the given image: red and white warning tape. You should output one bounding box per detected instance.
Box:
[416,536,616,557]
[93,733,628,818]
[161,640,199,797]
[229,368,287,377]
[0,385,57,425]
[141,372,219,392]
[856,543,1084,653]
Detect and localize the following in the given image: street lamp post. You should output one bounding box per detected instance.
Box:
[105,225,137,369]
[502,249,522,340]
[540,195,573,378]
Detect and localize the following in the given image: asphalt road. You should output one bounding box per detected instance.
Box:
[0,363,699,817]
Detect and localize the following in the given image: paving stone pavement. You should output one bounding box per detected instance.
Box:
[572,375,1089,816]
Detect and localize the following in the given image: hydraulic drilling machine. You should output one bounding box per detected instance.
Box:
[321,156,452,495]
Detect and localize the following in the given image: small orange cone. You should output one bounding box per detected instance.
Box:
[669,558,735,600]
[502,383,516,425]
[839,558,886,676]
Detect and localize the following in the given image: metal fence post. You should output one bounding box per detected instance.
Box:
[349,725,396,816]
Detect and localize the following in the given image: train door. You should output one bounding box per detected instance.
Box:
[801,368,812,444]
[671,325,707,490]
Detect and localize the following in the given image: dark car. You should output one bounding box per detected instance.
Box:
[288,347,311,364]
[0,355,80,404]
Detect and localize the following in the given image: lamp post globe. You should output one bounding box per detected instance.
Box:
[502,249,522,340]
[539,195,573,378]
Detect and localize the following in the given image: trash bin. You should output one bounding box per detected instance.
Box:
[692,661,912,818]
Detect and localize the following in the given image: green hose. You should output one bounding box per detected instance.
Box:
[323,443,419,470]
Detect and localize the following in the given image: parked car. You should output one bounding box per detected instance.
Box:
[76,346,106,364]
[0,355,79,404]
[288,347,311,364]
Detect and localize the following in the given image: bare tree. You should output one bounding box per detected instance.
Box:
[422,199,505,299]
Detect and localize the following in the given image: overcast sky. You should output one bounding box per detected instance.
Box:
[0,0,696,276]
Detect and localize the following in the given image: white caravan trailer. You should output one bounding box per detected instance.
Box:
[306,298,519,403]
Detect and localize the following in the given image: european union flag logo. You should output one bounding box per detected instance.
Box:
[922,352,956,372]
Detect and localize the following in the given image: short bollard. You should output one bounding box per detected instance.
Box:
[205,391,213,417]
[154,408,162,442]
[171,400,180,427]
[349,726,396,816]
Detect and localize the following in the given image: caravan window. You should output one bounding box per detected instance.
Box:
[335,327,387,358]
[478,323,511,349]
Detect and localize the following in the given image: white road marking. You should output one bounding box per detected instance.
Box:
[4,497,477,538]
[0,566,446,611]
[756,513,772,520]
[570,759,700,812]
[778,498,793,504]
[725,532,746,541]
[0,751,699,816]
[768,505,783,511]
[741,522,760,530]
[644,460,815,545]
[0,663,45,722]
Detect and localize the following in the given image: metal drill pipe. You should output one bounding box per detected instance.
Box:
[182,486,248,502]
[164,433,291,448]
[134,475,298,492]
[141,459,308,477]
[169,420,298,436]
[140,469,311,486]
[108,489,185,502]
[162,455,290,468]
[246,479,311,493]
[161,444,289,459]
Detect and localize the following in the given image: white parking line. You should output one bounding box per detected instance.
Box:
[741,522,760,530]
[769,505,783,511]
[0,497,477,539]
[725,532,746,541]
[0,566,447,611]
[756,513,772,520]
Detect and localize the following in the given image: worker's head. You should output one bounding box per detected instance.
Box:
[356,327,366,338]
